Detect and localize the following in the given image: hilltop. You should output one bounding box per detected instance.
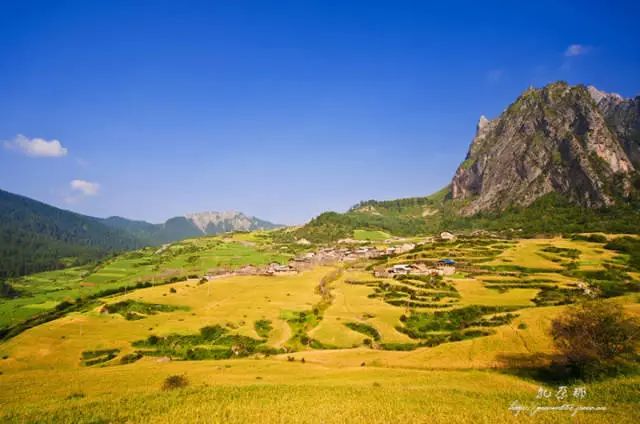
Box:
[292,82,640,242]
[452,82,639,214]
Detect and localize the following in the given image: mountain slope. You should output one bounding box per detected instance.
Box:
[0,189,144,278]
[292,82,640,241]
[1,189,283,278]
[589,85,640,167]
[102,211,281,244]
[451,82,637,215]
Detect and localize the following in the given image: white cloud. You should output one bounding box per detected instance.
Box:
[70,179,100,196]
[564,44,590,57]
[3,134,68,157]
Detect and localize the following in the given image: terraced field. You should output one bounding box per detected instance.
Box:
[1,233,639,422]
[0,234,290,330]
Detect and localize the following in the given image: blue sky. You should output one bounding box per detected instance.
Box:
[1,1,639,224]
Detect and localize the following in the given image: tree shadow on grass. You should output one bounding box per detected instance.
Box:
[495,352,576,384]
[496,352,640,384]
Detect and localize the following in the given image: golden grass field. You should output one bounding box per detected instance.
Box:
[0,236,639,423]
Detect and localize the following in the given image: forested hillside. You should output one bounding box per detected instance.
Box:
[290,192,640,243]
[0,189,143,278]
[0,189,284,278]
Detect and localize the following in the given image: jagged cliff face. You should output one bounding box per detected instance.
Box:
[451,82,638,215]
[589,86,640,168]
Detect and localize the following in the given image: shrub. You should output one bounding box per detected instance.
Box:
[81,349,120,366]
[120,352,143,364]
[551,301,640,379]
[572,233,607,243]
[604,236,640,270]
[0,281,20,299]
[65,392,86,400]
[162,374,189,391]
[103,300,186,320]
[344,322,381,341]
[254,320,273,338]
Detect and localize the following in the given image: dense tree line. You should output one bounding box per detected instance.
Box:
[0,189,144,278]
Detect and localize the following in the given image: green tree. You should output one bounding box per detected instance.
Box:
[551,301,640,379]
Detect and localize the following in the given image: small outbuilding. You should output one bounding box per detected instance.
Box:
[440,231,456,241]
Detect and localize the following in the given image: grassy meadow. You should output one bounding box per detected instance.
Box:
[0,234,290,330]
[1,233,639,422]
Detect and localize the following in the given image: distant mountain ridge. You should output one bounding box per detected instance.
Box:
[102,211,281,244]
[0,188,282,277]
[185,211,281,234]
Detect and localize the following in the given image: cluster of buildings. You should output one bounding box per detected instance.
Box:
[202,233,457,281]
[373,259,456,278]
[202,242,423,280]
[290,246,386,267]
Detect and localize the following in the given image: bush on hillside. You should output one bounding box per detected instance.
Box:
[162,374,189,391]
[551,301,640,379]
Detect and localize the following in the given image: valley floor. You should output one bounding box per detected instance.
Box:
[1,234,639,422]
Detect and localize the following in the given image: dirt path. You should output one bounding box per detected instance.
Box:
[268,319,292,348]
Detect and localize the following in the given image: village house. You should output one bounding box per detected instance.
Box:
[440,231,456,241]
[389,264,412,275]
[408,263,431,275]
[395,243,416,254]
[236,265,260,275]
[436,258,456,276]
[383,243,416,256]
[372,259,457,279]
[373,267,390,278]
[265,262,298,276]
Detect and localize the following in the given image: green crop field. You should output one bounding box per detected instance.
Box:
[0,235,290,330]
[1,234,639,422]
[353,229,392,241]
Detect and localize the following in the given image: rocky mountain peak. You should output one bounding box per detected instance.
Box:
[451,82,637,215]
[587,85,624,106]
[476,115,491,138]
[184,210,280,234]
[186,211,250,232]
